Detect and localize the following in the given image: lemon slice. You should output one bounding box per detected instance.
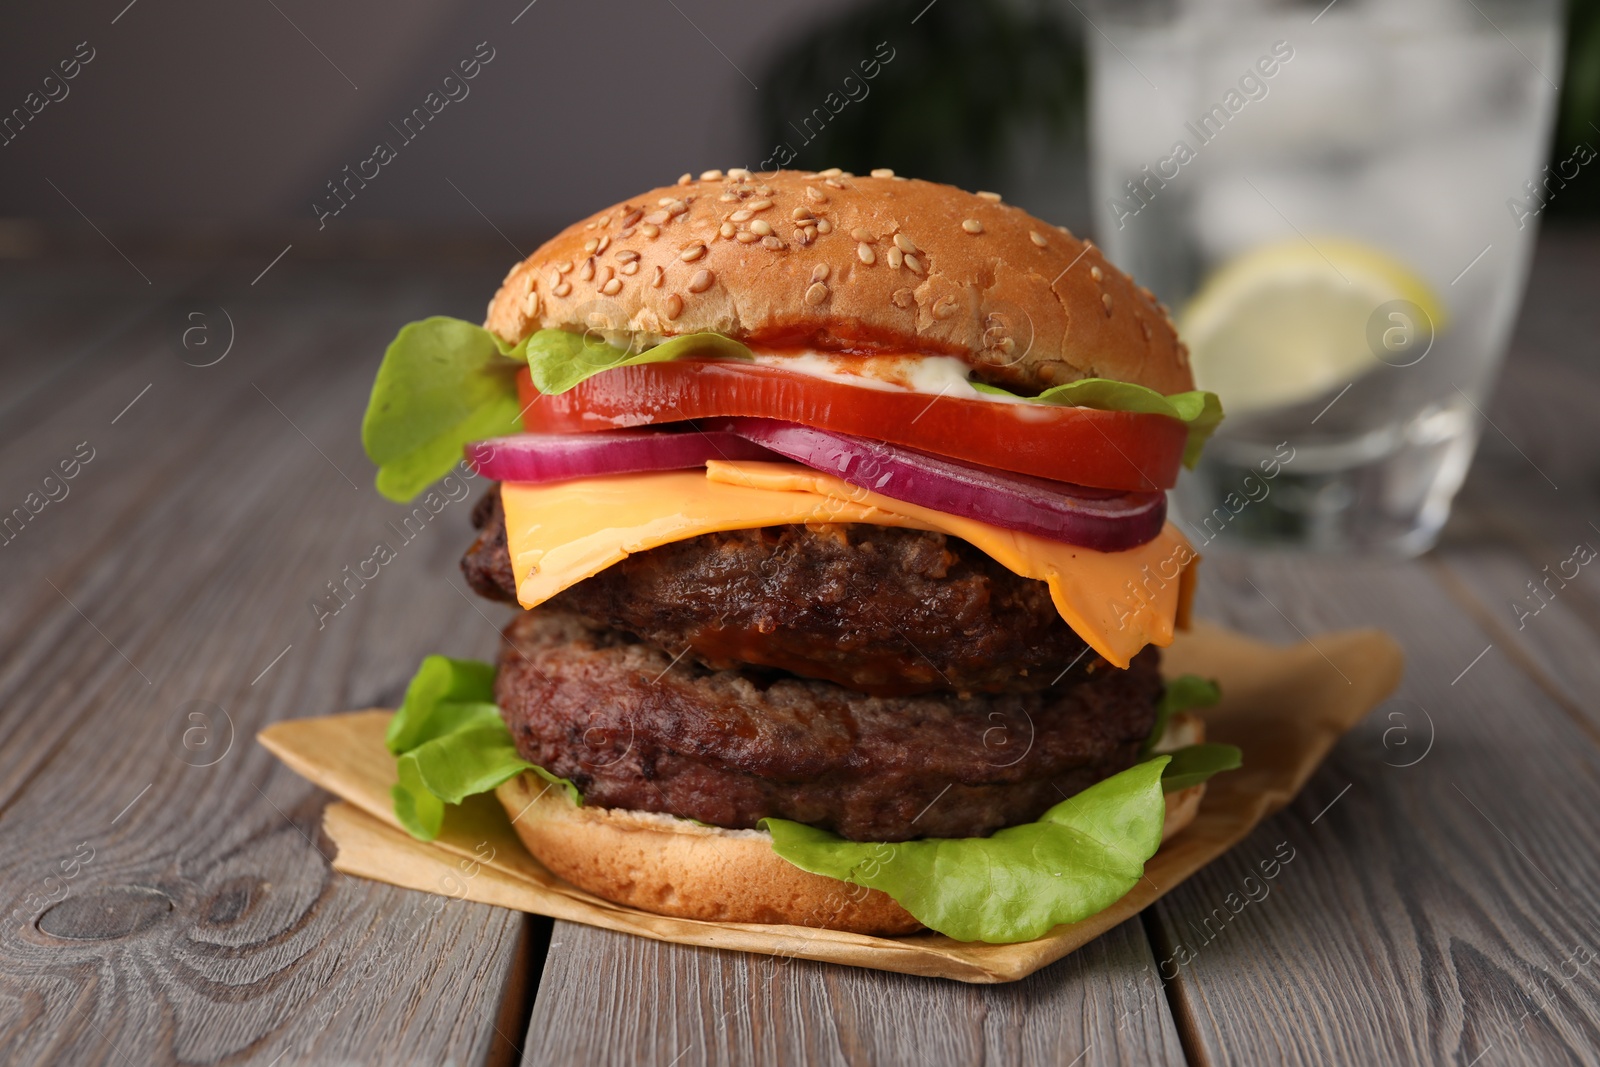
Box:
[1179,238,1446,415]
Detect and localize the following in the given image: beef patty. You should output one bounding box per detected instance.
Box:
[463,488,1096,696]
[496,608,1161,842]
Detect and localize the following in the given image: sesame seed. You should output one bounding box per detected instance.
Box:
[619,228,636,239]
[933,296,958,320]
[658,197,678,207]
[961,219,983,234]
[892,288,915,310]
[640,223,660,239]
[904,253,923,274]
[977,191,1002,202]
[755,185,773,196]
[1102,293,1113,313]
[719,193,739,203]
[730,209,754,223]
[811,264,830,282]
[720,222,736,238]
[1141,319,1153,340]
[815,218,832,234]
[557,261,573,274]
[601,278,622,296]
[596,214,611,228]
[870,168,895,178]
[594,235,611,254]
[616,249,640,262]
[579,257,596,281]
[824,178,846,190]
[688,269,715,293]
[762,235,784,250]
[794,229,811,246]
[680,242,707,262]
[583,238,599,254]
[750,219,773,236]
[728,167,751,180]
[585,222,597,231]
[665,293,684,320]
[620,261,640,275]
[805,187,828,204]
[1029,230,1048,248]
[665,200,689,217]
[749,198,773,212]
[857,242,876,265]
[601,264,614,283]
[621,210,643,228]
[819,167,842,177]
[886,246,904,269]
[735,230,760,244]
[851,227,873,242]
[644,211,669,226]
[524,291,540,315]
[893,234,917,254]
[803,224,818,241]
[791,207,813,221]
[700,169,724,181]
[553,281,572,297]
[805,282,829,306]
[547,270,561,286]
[651,265,665,287]
[1090,265,1104,282]
[677,173,692,185]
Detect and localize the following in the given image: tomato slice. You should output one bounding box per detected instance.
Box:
[515,361,1187,491]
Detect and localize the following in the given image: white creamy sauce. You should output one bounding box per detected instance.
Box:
[747,349,1032,404]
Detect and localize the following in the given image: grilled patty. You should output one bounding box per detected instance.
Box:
[495,608,1161,842]
[463,487,1097,695]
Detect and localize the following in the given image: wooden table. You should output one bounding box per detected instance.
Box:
[2,230,1598,1067]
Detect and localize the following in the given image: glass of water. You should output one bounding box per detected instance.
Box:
[1085,0,1566,556]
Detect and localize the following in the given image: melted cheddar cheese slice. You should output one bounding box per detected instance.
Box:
[498,460,1196,668]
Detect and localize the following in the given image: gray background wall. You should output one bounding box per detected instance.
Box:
[0,0,862,234]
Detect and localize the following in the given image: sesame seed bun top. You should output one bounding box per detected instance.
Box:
[484,168,1193,395]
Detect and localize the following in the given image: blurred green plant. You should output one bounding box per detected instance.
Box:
[755,0,1083,194]
[1554,0,1600,216]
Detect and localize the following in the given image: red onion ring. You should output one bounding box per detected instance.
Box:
[465,429,774,482]
[464,420,1166,551]
[710,418,1166,552]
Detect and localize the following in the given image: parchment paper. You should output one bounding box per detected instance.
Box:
[258,621,1402,983]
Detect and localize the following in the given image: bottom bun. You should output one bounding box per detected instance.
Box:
[494,714,1207,938]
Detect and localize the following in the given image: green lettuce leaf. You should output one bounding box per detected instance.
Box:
[1145,674,1222,756]
[362,317,525,503]
[384,655,577,840]
[974,377,1223,467]
[1160,743,1243,792]
[362,315,1221,501]
[763,758,1170,943]
[525,328,752,395]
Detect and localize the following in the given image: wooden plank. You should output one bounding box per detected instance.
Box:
[523,918,1186,1066]
[0,262,541,1064]
[1147,552,1600,1066]
[1425,231,1600,739]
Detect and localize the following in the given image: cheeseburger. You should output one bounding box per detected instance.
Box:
[362,169,1236,944]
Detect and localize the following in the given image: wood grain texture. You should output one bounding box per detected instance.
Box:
[522,918,1186,1067]
[1426,229,1600,742]
[3,230,1599,1067]
[0,261,539,1066]
[1147,554,1600,1067]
